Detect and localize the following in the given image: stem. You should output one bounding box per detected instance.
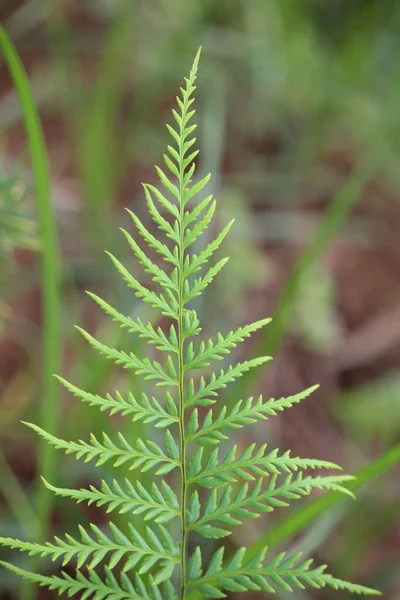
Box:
[178,143,187,599]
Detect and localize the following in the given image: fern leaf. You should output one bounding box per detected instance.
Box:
[185,356,272,407]
[184,173,211,206]
[188,473,354,538]
[77,327,178,387]
[187,547,380,598]
[0,561,178,600]
[126,207,178,266]
[0,522,178,581]
[183,195,213,228]
[184,258,230,304]
[0,47,378,600]
[87,292,178,354]
[148,177,180,213]
[183,197,215,249]
[188,444,343,488]
[143,184,179,244]
[24,422,179,475]
[42,477,180,523]
[57,377,178,427]
[185,318,271,372]
[189,385,318,445]
[120,227,178,293]
[184,219,235,277]
[106,251,178,318]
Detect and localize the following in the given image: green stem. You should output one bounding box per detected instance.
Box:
[178,141,187,600]
[0,26,61,600]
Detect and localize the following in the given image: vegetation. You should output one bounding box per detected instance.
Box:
[1,2,400,599]
[0,49,379,599]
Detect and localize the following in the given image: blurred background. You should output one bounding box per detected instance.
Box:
[1,0,400,598]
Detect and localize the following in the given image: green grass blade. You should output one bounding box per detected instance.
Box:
[0,25,61,598]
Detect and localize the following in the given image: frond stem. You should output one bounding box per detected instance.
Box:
[178,98,188,600]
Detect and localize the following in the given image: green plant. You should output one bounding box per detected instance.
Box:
[0,48,379,599]
[0,30,61,600]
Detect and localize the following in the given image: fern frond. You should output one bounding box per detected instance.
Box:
[77,327,178,387]
[187,547,380,598]
[143,184,179,244]
[126,207,178,266]
[25,422,179,475]
[185,356,272,407]
[155,167,181,203]
[182,196,215,249]
[183,195,213,228]
[184,220,234,277]
[183,257,231,304]
[188,385,318,445]
[188,444,342,488]
[185,318,271,372]
[42,477,180,523]
[0,522,178,581]
[187,473,354,539]
[106,251,178,318]
[0,47,378,600]
[120,227,178,293]
[57,377,178,427]
[0,561,178,600]
[87,292,179,354]
[184,173,211,207]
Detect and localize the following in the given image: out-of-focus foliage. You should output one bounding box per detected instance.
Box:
[1,0,400,598]
[0,164,38,330]
[0,166,37,255]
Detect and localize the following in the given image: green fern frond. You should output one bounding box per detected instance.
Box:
[1,46,379,600]
[183,219,234,277]
[143,184,179,243]
[57,377,178,426]
[106,251,179,319]
[187,473,354,539]
[0,561,177,600]
[183,257,230,304]
[188,443,342,488]
[126,207,178,266]
[42,477,180,523]
[182,194,215,248]
[187,547,380,598]
[188,385,318,445]
[185,357,272,407]
[86,291,179,353]
[0,522,178,581]
[77,326,178,387]
[24,422,179,474]
[120,226,178,293]
[185,318,271,371]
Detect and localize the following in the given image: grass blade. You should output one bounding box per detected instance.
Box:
[0,25,61,599]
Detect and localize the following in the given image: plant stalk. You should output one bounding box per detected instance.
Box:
[178,116,188,600]
[0,26,61,600]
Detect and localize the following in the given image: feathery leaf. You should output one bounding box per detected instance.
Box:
[42,477,180,523]
[24,422,179,474]
[187,547,380,597]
